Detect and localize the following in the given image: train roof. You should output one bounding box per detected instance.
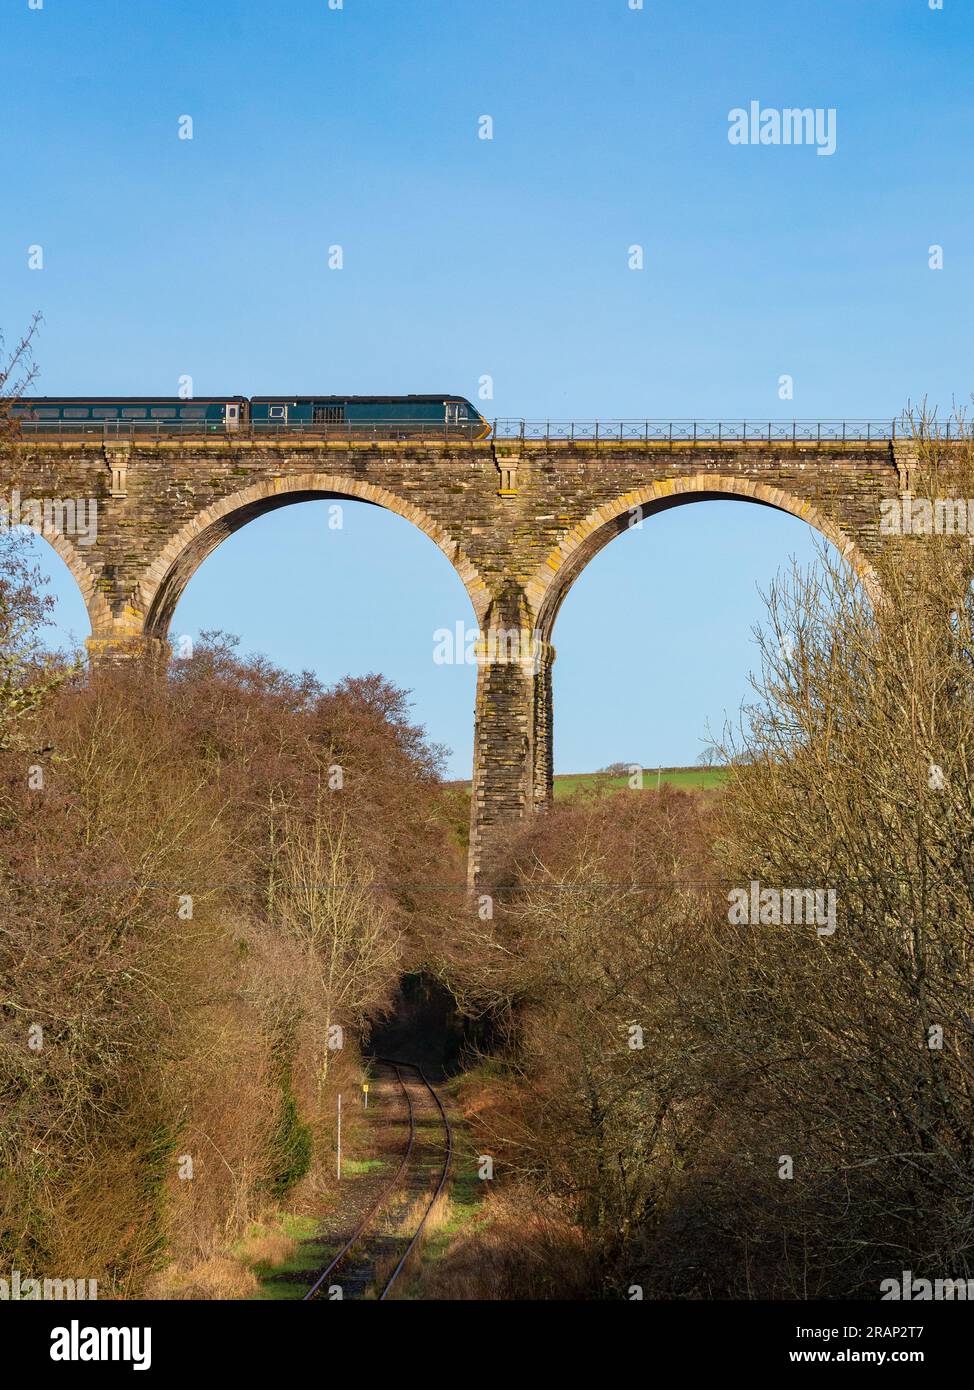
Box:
[15,396,246,404]
[250,394,471,404]
[13,394,473,404]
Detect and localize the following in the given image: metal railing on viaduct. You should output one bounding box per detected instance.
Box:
[493,419,962,444]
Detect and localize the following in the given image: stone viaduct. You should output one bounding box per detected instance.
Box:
[2,430,911,884]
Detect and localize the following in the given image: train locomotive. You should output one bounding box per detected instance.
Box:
[8,394,492,440]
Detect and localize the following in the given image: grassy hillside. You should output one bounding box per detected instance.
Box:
[450,765,727,801]
[553,766,727,797]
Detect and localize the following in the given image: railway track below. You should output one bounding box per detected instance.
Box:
[304,1058,452,1302]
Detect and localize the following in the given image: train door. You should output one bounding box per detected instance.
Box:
[445,402,460,427]
[226,402,240,431]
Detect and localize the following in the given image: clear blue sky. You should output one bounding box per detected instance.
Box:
[4,0,972,776]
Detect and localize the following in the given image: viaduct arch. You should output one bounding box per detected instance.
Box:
[529,475,878,644]
[132,473,490,639]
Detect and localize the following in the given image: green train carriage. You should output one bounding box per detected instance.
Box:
[10,397,246,432]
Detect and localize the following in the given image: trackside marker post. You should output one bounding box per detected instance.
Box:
[337,1093,342,1180]
[363,1082,369,1109]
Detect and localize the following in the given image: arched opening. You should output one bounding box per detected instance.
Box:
[536,488,865,782]
[165,493,480,781]
[2,527,92,658]
[138,474,487,640]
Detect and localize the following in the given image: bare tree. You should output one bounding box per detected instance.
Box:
[271,806,403,1085]
[0,312,42,445]
[706,409,974,1291]
[0,317,72,751]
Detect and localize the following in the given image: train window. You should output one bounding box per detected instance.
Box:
[151,407,177,418]
[122,408,146,419]
[268,405,286,419]
[34,408,60,419]
[92,408,118,418]
[64,408,90,418]
[179,407,205,419]
[313,405,345,424]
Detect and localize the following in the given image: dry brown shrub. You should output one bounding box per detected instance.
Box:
[149,1256,259,1302]
[412,1186,593,1301]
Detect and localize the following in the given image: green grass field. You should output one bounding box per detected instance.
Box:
[450,765,727,801]
[552,766,727,798]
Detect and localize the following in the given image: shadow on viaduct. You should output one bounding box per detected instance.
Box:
[4,434,910,885]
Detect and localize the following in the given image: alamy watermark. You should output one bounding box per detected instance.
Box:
[50,1320,150,1371]
[0,489,98,546]
[728,101,837,157]
[1,1269,98,1300]
[881,494,974,543]
[433,623,544,673]
[881,1270,974,1300]
[728,880,837,936]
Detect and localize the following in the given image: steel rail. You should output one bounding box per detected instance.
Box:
[377,1061,453,1301]
[303,1060,416,1302]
